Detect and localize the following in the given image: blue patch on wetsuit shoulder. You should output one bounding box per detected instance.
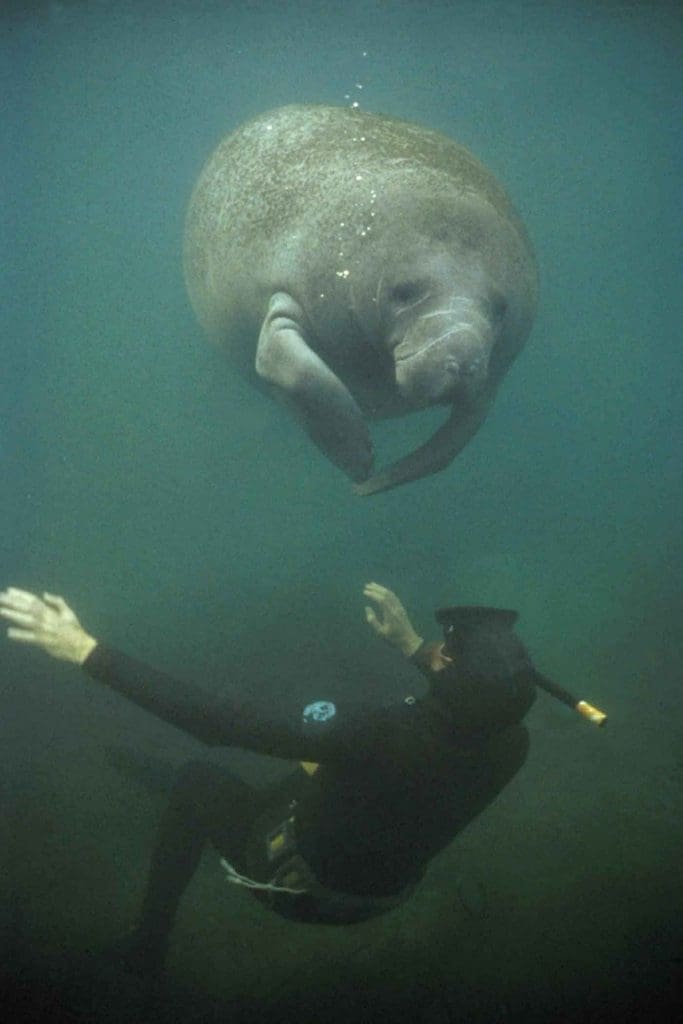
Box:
[302,700,337,725]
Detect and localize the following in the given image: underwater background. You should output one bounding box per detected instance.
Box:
[1,0,681,1021]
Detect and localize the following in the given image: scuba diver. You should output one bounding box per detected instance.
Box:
[0,582,605,976]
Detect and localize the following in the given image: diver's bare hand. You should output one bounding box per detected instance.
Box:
[363,582,423,657]
[0,588,97,664]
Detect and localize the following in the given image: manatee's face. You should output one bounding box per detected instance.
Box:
[355,199,532,411]
[373,245,513,410]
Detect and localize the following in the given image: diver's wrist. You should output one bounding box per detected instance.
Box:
[75,634,97,665]
[400,633,424,658]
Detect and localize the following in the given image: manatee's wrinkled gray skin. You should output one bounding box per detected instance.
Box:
[184,104,537,495]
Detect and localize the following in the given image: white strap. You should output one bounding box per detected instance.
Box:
[220,858,308,895]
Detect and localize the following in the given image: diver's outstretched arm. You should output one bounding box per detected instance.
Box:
[363,582,423,657]
[0,587,97,664]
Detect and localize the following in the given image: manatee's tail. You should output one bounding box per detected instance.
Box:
[104,744,181,795]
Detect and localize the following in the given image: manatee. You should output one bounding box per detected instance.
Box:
[183,104,537,495]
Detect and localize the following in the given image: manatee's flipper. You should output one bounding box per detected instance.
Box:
[256,293,373,482]
[354,395,491,497]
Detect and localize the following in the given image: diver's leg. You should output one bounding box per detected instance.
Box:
[124,759,260,974]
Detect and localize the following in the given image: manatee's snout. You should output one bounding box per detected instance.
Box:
[393,305,492,406]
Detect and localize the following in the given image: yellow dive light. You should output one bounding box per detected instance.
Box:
[575,700,608,727]
[534,672,608,727]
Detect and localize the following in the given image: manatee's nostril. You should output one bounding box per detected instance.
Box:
[444,358,460,375]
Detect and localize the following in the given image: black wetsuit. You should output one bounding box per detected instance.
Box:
[83,643,532,927]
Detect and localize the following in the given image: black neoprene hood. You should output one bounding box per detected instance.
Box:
[436,606,519,657]
[431,605,537,738]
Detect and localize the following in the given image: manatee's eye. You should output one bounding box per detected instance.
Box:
[488,292,508,322]
[391,281,428,308]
